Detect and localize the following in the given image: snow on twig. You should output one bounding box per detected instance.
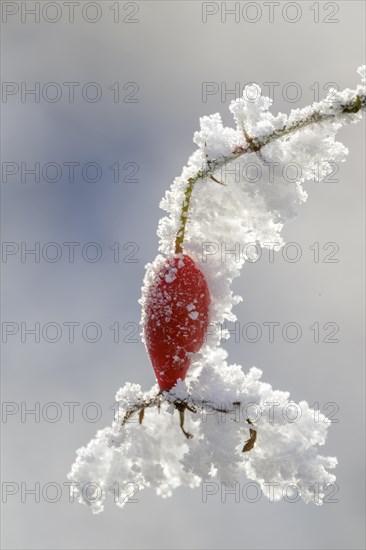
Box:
[68,67,365,513]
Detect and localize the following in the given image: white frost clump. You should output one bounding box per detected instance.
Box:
[68,364,337,513]
[68,68,365,513]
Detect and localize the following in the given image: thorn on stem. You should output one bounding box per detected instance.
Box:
[121,409,134,428]
[242,418,257,453]
[178,409,193,439]
[242,125,254,144]
[210,175,226,186]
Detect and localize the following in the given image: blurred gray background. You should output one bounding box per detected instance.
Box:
[1,1,365,548]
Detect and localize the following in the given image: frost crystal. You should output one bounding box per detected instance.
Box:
[68,68,365,512]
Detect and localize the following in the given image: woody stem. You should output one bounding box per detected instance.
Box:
[174,92,366,252]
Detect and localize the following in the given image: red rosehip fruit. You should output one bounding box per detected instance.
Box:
[144,254,210,391]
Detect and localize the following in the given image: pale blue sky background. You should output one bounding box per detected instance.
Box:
[1,1,365,548]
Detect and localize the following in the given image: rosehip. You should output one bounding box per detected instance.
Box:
[144,254,210,391]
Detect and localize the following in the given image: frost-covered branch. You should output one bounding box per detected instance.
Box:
[69,67,365,513]
[119,389,257,449]
[175,83,366,253]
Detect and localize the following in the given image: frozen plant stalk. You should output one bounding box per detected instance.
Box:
[68,67,365,513]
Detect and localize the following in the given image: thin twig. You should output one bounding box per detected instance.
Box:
[118,393,258,452]
[174,93,366,253]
